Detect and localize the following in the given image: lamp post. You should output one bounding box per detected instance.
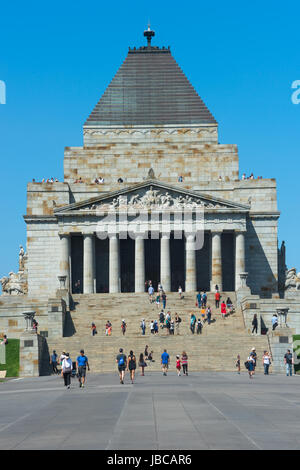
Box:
[22,311,36,332]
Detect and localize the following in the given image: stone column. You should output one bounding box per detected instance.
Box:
[135,236,145,293]
[59,234,70,291]
[210,231,223,291]
[185,234,197,292]
[235,231,246,290]
[160,235,171,291]
[83,234,95,294]
[109,235,120,293]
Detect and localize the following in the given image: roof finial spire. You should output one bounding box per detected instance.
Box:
[144,23,155,48]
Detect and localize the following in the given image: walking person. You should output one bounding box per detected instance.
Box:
[246,353,255,379]
[175,313,181,334]
[196,318,203,334]
[91,322,97,336]
[176,355,181,376]
[235,354,241,374]
[148,284,154,303]
[178,285,183,299]
[196,292,202,308]
[76,349,90,388]
[154,319,159,334]
[105,320,112,336]
[170,320,175,335]
[201,292,207,308]
[140,319,146,335]
[159,310,165,328]
[162,292,167,310]
[139,353,147,376]
[190,313,196,334]
[250,347,257,373]
[284,349,293,376]
[165,312,171,334]
[62,353,73,389]
[272,314,278,331]
[221,301,227,319]
[251,314,258,335]
[116,348,127,384]
[215,290,221,309]
[155,294,160,308]
[262,350,271,375]
[150,320,155,334]
[161,349,170,376]
[127,350,137,384]
[206,306,212,325]
[121,319,127,336]
[50,350,59,375]
[181,351,188,376]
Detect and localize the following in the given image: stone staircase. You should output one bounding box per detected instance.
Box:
[46,292,270,373]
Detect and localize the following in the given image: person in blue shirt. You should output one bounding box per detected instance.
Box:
[161,349,170,376]
[196,292,202,308]
[50,350,59,375]
[76,349,90,388]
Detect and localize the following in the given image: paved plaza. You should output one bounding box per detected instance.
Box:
[1,371,300,450]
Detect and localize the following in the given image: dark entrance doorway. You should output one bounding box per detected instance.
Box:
[222,232,235,291]
[171,234,185,291]
[120,238,135,292]
[95,237,109,293]
[196,231,210,291]
[144,237,160,291]
[71,235,83,294]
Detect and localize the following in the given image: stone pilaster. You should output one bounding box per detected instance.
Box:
[210,231,223,291]
[83,234,95,294]
[160,235,171,292]
[235,231,246,290]
[109,235,120,293]
[135,236,145,293]
[185,234,197,292]
[59,234,70,291]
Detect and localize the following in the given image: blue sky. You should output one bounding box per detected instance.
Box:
[0,0,299,278]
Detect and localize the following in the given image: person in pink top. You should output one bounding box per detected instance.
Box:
[181,351,188,376]
[176,355,181,376]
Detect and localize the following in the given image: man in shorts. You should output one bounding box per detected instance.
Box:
[161,349,170,376]
[76,349,90,388]
[116,348,127,384]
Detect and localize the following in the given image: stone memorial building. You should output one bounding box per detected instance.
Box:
[24,27,279,299]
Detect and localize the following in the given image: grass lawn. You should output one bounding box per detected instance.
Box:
[293,335,300,374]
[0,339,20,377]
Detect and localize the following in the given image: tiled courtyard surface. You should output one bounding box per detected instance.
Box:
[1,371,300,450]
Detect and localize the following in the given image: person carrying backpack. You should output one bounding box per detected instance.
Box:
[197,318,203,334]
[116,348,127,384]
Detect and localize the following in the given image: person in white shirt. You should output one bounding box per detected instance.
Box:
[178,285,183,299]
[150,321,154,334]
[148,285,154,303]
[262,350,271,375]
[62,353,73,389]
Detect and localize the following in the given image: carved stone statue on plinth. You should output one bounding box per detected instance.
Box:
[284,268,300,299]
[0,245,28,296]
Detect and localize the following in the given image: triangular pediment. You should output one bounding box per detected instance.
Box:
[54,180,249,215]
